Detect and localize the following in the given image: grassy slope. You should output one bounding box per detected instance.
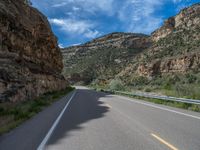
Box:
[0,86,74,135]
[63,47,144,84]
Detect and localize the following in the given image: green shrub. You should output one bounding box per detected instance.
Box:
[172,84,200,99]
[0,107,5,115]
[163,83,172,90]
[161,75,181,90]
[131,76,149,86]
[186,73,197,84]
[109,79,125,91]
[144,87,152,92]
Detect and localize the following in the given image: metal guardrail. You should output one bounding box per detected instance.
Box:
[106,90,200,105]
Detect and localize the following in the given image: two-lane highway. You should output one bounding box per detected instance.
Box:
[1,87,200,150]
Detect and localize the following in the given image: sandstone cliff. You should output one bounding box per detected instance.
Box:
[152,3,200,42]
[133,3,200,78]
[62,32,151,84]
[116,3,200,81]
[0,0,67,102]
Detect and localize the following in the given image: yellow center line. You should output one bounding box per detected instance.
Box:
[151,133,179,150]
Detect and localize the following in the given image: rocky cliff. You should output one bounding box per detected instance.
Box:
[132,3,200,78]
[62,32,151,84]
[152,3,200,42]
[0,0,67,102]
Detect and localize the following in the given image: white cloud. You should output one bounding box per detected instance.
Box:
[51,2,67,7]
[50,18,65,25]
[50,0,114,14]
[84,30,100,38]
[173,0,183,3]
[58,43,64,48]
[49,18,90,34]
[130,17,163,33]
[32,0,191,47]
[72,43,82,46]
[49,18,101,38]
[85,0,114,14]
[72,6,80,11]
[118,0,165,33]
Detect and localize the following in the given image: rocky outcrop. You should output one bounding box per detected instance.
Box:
[62,32,151,83]
[132,3,200,79]
[152,3,200,42]
[62,32,151,64]
[136,53,200,77]
[0,0,67,102]
[151,17,175,42]
[83,32,151,49]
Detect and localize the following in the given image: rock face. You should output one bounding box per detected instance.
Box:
[82,32,150,49]
[62,32,151,83]
[151,17,175,42]
[0,0,67,102]
[152,3,200,42]
[134,3,200,78]
[136,53,200,77]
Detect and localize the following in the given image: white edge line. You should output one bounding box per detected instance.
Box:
[37,91,76,150]
[116,95,200,120]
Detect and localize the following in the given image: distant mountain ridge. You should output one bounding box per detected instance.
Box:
[62,32,151,84]
[62,3,200,96]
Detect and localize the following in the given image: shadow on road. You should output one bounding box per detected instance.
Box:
[47,89,110,145]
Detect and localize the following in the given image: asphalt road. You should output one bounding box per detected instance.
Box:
[1,87,200,150]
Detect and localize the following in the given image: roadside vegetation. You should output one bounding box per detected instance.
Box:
[92,87,200,112]
[127,73,200,99]
[109,79,125,91]
[90,75,200,112]
[113,91,200,112]
[0,86,74,135]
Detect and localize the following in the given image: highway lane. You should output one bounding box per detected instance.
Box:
[45,87,200,150]
[0,91,75,150]
[0,87,200,150]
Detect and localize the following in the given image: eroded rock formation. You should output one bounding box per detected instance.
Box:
[62,32,151,83]
[152,3,200,42]
[0,0,67,102]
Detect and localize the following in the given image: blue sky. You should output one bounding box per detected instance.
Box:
[31,0,199,47]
